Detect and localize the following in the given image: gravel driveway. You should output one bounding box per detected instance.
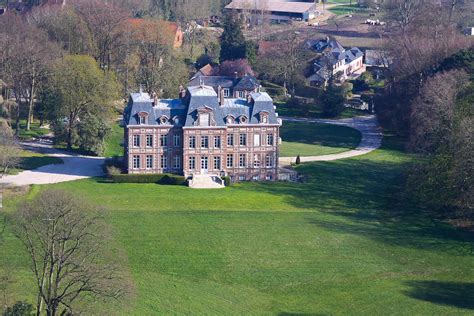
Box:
[0,142,105,186]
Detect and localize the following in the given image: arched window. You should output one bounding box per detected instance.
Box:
[226,115,235,124]
[138,112,149,125]
[159,115,169,125]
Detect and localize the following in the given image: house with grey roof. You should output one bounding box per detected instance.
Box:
[188,74,260,99]
[306,37,365,86]
[123,84,282,184]
[225,0,317,23]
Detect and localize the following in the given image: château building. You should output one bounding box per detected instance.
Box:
[123,84,282,182]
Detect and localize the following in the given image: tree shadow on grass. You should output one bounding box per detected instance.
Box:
[404,281,474,310]
[239,139,474,254]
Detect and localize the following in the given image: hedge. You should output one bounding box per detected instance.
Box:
[111,173,186,185]
[222,176,231,187]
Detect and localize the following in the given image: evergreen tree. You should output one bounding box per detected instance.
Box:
[219,12,247,62]
[321,84,345,117]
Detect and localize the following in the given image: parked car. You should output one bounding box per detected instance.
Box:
[345,98,368,110]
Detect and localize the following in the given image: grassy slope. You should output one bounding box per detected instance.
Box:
[280,121,361,157]
[7,149,63,175]
[1,136,474,314]
[12,120,50,141]
[103,121,124,158]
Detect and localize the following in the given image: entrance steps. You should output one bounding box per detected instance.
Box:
[188,174,225,189]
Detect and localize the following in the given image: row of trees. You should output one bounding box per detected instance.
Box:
[0,0,191,154]
[374,0,473,218]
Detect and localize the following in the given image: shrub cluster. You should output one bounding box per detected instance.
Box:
[221,176,231,187]
[111,173,186,185]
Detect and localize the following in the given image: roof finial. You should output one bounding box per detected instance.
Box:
[199,76,204,88]
[139,84,144,94]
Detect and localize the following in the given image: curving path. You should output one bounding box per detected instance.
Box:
[0,141,105,187]
[279,115,382,166]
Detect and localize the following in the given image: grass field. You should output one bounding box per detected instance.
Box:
[11,120,50,141]
[103,121,124,157]
[329,5,368,15]
[1,136,474,314]
[280,121,361,157]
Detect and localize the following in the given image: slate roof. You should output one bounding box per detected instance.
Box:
[226,0,315,14]
[124,86,280,128]
[188,74,259,94]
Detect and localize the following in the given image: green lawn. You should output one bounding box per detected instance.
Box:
[276,101,369,119]
[103,121,124,157]
[11,120,50,141]
[1,136,474,314]
[329,5,368,15]
[280,121,361,157]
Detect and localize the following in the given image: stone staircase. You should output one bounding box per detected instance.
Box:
[188,175,225,189]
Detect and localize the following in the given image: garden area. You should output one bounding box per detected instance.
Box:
[1,136,474,314]
[279,121,361,157]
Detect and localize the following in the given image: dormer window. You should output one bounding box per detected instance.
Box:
[159,115,169,125]
[226,115,235,124]
[196,106,214,127]
[223,88,230,97]
[138,112,149,125]
[239,115,247,124]
[259,111,269,124]
[173,116,180,126]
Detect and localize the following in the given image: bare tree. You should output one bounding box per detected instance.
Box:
[0,15,60,132]
[0,119,20,178]
[409,70,469,153]
[13,189,125,316]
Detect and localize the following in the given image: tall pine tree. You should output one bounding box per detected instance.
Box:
[219,12,247,62]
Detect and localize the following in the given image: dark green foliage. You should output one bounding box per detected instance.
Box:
[111,173,186,185]
[222,176,231,187]
[219,12,246,62]
[245,41,258,65]
[321,84,345,117]
[3,301,34,316]
[439,49,474,75]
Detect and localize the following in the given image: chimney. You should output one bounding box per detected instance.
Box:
[151,91,158,107]
[219,86,225,106]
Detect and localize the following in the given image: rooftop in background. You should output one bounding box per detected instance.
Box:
[225,0,316,14]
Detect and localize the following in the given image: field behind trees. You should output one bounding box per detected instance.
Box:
[1,137,473,314]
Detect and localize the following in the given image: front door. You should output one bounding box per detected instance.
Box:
[201,156,208,174]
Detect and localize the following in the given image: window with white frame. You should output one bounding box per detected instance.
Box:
[173,155,181,169]
[223,88,230,97]
[189,156,196,170]
[253,154,260,168]
[238,91,245,98]
[173,134,180,147]
[239,175,245,181]
[160,155,167,169]
[132,155,140,169]
[146,155,153,169]
[201,136,209,148]
[239,154,246,168]
[133,135,140,147]
[213,156,221,170]
[253,134,260,146]
[239,133,247,146]
[160,134,168,147]
[227,134,234,146]
[265,175,272,180]
[226,154,233,168]
[214,136,221,148]
[252,175,259,181]
[189,136,196,148]
[146,135,153,147]
[267,134,274,146]
[199,113,210,126]
[265,154,273,167]
[139,115,147,124]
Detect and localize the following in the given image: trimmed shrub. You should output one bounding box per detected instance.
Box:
[111,173,185,185]
[222,176,231,187]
